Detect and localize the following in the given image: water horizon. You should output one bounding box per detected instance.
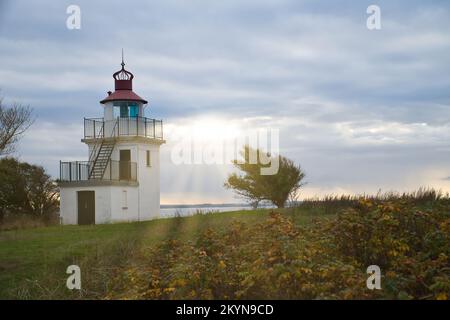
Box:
[160,203,275,217]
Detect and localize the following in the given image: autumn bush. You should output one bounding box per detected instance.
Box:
[107,196,449,300]
[107,213,373,300]
[328,197,450,299]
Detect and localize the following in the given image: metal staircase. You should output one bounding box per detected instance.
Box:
[89,140,115,179]
[88,120,117,180]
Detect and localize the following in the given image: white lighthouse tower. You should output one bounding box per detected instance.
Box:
[58,57,165,225]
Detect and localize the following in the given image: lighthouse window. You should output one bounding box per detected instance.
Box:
[113,101,139,118]
[146,150,151,167]
[120,105,128,118]
[112,106,123,118]
[129,104,139,117]
[122,190,128,209]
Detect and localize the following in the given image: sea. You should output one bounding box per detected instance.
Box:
[160,204,274,218]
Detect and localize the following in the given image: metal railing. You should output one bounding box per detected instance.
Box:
[88,122,105,163]
[84,116,163,140]
[59,161,91,182]
[59,160,137,182]
[88,120,118,178]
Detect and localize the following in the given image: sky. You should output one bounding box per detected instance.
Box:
[1,0,450,204]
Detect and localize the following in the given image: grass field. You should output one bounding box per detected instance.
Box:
[1,194,448,300]
[0,207,330,299]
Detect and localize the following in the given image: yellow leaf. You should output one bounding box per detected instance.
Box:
[436,293,448,300]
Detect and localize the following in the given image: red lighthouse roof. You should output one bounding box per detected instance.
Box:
[100,55,148,104]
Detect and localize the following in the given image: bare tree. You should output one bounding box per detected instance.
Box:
[0,98,34,155]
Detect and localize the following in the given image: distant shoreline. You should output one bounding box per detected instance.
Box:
[160,203,280,209]
[160,203,251,209]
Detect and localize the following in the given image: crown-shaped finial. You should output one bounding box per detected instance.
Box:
[113,50,134,81]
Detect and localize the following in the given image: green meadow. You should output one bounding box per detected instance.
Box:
[0,208,326,299]
[1,193,448,300]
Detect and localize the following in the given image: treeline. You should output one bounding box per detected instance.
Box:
[0,95,59,229]
[0,157,59,227]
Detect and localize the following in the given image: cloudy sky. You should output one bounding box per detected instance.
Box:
[1,0,450,204]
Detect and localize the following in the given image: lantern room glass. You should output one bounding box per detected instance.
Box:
[129,104,139,117]
[113,101,139,118]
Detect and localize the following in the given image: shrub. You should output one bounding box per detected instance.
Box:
[107,197,449,300]
[107,213,376,300]
[328,198,450,299]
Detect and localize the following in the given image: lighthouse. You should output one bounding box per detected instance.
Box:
[58,57,165,225]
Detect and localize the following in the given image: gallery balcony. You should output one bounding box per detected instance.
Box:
[58,160,138,187]
[83,116,163,141]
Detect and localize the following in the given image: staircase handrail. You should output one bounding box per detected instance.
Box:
[88,119,119,179]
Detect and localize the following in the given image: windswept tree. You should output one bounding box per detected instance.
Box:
[225,146,306,208]
[0,98,34,155]
[225,160,265,209]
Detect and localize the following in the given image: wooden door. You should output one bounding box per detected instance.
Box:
[77,191,95,225]
[119,149,131,180]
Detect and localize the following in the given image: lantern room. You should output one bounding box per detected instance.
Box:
[100,55,148,121]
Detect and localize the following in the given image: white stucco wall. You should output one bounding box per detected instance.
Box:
[110,140,161,220]
[60,186,112,225]
[110,186,139,222]
[137,144,161,220]
[60,185,144,225]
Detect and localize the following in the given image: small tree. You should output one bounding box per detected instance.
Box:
[0,158,59,223]
[225,146,306,208]
[0,98,33,155]
[225,170,265,209]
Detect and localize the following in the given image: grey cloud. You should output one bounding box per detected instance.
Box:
[1,0,450,201]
